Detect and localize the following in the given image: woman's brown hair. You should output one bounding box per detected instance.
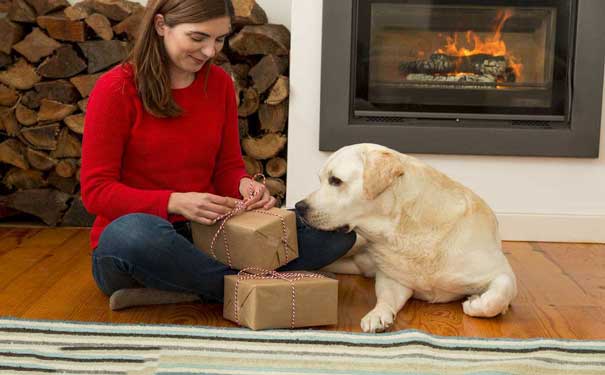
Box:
[129,0,233,118]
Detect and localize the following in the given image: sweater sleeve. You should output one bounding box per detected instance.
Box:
[80,69,173,221]
[212,72,249,198]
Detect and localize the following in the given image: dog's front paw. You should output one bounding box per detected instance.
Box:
[361,306,394,333]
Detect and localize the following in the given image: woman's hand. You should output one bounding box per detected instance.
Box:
[167,192,241,225]
[239,177,276,210]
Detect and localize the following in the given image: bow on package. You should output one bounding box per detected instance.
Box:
[190,174,299,270]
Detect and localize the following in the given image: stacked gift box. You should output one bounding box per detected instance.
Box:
[191,207,339,330]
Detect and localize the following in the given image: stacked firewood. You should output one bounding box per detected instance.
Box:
[0,0,290,227]
[219,0,289,206]
[0,0,143,227]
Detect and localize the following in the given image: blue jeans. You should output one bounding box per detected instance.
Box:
[92,212,356,303]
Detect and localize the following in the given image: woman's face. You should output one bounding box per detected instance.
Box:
[155,15,231,76]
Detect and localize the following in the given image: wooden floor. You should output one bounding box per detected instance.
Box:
[1,226,604,339]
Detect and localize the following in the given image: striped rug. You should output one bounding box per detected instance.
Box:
[1,317,604,375]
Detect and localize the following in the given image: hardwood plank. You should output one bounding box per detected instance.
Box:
[504,241,596,307]
[0,227,77,251]
[0,227,43,255]
[454,304,551,339]
[537,242,605,307]
[526,304,605,339]
[334,274,375,332]
[0,227,17,239]
[395,299,464,336]
[21,255,105,321]
[0,230,87,316]
[0,229,81,289]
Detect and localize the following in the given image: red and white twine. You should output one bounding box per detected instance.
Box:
[208,174,290,268]
[233,267,327,329]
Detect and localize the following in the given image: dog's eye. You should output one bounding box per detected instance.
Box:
[329,176,343,186]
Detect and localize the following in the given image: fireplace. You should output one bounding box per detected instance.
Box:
[319,0,605,157]
[367,4,563,117]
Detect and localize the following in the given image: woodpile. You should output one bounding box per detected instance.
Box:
[216,0,290,206]
[0,0,143,227]
[0,0,290,227]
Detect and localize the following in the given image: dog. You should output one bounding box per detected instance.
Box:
[295,143,517,333]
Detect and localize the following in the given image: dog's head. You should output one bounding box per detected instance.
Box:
[296,143,405,232]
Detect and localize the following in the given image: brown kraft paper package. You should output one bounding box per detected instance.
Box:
[191,207,298,270]
[223,271,338,330]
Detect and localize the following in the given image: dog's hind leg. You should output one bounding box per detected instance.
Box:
[462,273,517,317]
[361,271,413,333]
[321,251,376,277]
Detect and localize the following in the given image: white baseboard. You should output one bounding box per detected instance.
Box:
[496,212,605,243]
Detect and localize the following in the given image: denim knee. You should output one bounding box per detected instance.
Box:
[95,213,173,260]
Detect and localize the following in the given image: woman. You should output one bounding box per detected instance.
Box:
[81,0,356,310]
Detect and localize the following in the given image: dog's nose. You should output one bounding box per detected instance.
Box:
[295,200,309,216]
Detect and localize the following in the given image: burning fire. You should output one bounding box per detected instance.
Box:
[435,9,523,80]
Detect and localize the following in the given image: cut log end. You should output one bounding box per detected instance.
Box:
[229,24,290,56]
[266,76,289,105]
[26,148,57,171]
[4,188,71,226]
[3,168,46,190]
[265,177,286,201]
[265,157,287,178]
[243,155,263,176]
[237,88,260,117]
[258,101,287,133]
[55,158,78,178]
[232,0,268,26]
[0,139,29,169]
[241,133,287,160]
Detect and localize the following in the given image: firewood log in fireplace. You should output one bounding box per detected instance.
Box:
[400,53,516,82]
[405,73,497,84]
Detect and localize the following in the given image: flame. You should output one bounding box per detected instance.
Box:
[434,9,523,81]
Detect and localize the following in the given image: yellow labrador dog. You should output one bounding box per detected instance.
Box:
[295,143,517,333]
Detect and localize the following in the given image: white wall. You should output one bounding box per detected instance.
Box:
[286,0,605,243]
[126,0,291,29]
[256,0,290,29]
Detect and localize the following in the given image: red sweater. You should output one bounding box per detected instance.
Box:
[81,64,248,249]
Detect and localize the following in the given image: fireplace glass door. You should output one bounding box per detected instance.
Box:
[354,0,575,121]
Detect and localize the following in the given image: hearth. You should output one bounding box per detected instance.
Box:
[320,0,605,157]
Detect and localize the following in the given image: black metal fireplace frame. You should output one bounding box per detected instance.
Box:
[319,0,605,157]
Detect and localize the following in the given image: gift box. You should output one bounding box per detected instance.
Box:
[190,207,298,270]
[223,270,339,330]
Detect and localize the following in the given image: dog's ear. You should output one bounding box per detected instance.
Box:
[362,150,404,200]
